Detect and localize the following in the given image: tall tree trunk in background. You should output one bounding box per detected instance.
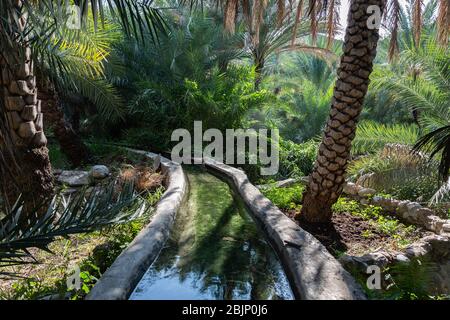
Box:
[0,6,53,213]
[300,0,386,223]
[254,56,265,90]
[38,80,90,168]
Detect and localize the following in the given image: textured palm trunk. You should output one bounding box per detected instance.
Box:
[38,80,90,168]
[0,1,53,214]
[254,56,264,90]
[300,0,386,223]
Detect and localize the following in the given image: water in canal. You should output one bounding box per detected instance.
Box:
[130,166,294,300]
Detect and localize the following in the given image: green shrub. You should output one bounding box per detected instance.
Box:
[278,139,319,178]
[348,144,439,202]
[261,184,304,210]
[109,16,270,149]
[48,144,70,169]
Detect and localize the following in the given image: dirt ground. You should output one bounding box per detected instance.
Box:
[285,210,426,256]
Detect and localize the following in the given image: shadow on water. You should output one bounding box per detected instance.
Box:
[130,166,294,300]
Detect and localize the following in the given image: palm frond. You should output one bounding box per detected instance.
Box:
[291,0,305,46]
[386,0,401,61]
[430,176,450,204]
[413,124,450,181]
[325,0,340,49]
[353,121,420,154]
[0,180,150,270]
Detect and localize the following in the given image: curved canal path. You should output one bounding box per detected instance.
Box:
[130,166,293,300]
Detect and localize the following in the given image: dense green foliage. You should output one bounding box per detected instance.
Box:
[103,15,271,150]
[1,0,449,301]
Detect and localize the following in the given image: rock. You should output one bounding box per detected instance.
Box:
[338,255,367,271]
[414,208,435,224]
[371,195,383,205]
[442,224,450,233]
[397,200,410,214]
[371,196,397,210]
[389,199,401,209]
[257,178,301,190]
[89,165,110,180]
[400,202,422,221]
[358,187,376,198]
[343,182,359,195]
[406,202,422,211]
[57,170,90,187]
[395,254,410,264]
[152,154,161,171]
[424,216,446,233]
[422,235,450,257]
[360,198,369,205]
[356,173,375,188]
[359,251,392,267]
[404,241,432,258]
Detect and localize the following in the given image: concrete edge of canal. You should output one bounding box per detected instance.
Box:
[203,158,367,300]
[86,149,188,300]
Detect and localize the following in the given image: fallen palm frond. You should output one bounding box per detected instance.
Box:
[0,180,150,272]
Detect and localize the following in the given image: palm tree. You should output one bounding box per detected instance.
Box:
[300,0,449,223]
[33,19,122,168]
[373,39,450,202]
[299,0,388,223]
[0,0,165,214]
[182,1,338,88]
[241,1,337,89]
[0,0,54,213]
[262,44,340,142]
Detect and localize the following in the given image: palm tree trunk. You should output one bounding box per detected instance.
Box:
[300,0,386,223]
[0,0,53,214]
[254,57,265,90]
[0,48,53,212]
[38,80,91,168]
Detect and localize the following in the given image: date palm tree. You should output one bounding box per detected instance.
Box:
[34,19,122,168]
[373,39,450,202]
[0,0,165,215]
[300,0,449,223]
[299,0,388,223]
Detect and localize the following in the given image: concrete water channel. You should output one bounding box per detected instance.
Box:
[130,166,294,300]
